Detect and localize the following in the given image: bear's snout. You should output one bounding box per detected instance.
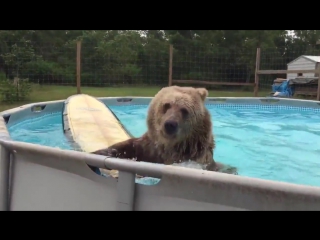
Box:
[164,120,178,135]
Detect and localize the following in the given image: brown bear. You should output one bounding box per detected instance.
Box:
[92,86,237,174]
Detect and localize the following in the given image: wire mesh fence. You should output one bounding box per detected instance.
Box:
[259,46,319,92]
[171,43,257,91]
[259,46,320,100]
[79,37,170,87]
[0,39,319,98]
[0,41,76,86]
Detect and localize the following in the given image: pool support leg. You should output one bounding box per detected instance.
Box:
[0,144,10,211]
[116,171,136,211]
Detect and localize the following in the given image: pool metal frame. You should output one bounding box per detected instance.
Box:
[1,96,320,210]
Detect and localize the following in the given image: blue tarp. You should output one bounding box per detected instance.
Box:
[271,79,295,97]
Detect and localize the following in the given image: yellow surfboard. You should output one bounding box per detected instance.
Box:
[63,94,131,154]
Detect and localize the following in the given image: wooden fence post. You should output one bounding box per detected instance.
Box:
[168,44,173,86]
[317,63,320,101]
[254,47,261,97]
[76,41,81,94]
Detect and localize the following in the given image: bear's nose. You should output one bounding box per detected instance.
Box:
[164,120,178,135]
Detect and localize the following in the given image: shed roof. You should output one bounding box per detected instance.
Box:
[287,55,320,65]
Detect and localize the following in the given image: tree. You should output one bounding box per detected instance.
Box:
[0,30,318,90]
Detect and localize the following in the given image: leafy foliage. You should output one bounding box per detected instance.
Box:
[0,30,319,95]
[0,73,32,103]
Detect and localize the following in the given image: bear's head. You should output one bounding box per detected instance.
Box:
[147,86,210,144]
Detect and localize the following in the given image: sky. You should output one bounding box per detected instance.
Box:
[137,30,297,38]
[287,30,296,37]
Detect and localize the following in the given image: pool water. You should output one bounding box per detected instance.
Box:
[9,114,74,151]
[7,104,320,187]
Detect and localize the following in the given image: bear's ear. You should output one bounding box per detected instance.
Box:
[196,88,208,101]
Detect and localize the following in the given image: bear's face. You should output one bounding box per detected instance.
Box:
[147,86,209,143]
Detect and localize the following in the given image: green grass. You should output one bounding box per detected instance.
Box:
[0,85,270,112]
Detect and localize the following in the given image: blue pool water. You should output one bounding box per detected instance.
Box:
[7,104,320,187]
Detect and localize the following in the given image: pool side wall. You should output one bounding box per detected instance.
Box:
[1,96,320,210]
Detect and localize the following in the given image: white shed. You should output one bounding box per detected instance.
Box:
[287,55,320,79]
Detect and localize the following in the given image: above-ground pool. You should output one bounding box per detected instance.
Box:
[2,97,320,210]
[6,100,320,188]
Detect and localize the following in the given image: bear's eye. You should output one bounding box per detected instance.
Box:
[163,103,171,113]
[180,108,189,117]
